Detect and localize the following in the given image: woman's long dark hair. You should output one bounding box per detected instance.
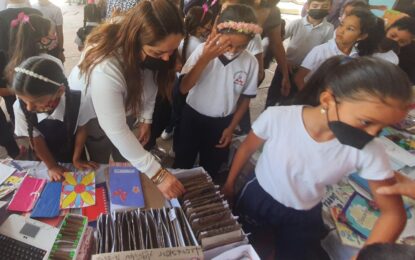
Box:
[79,0,184,114]
[13,57,72,150]
[293,56,413,106]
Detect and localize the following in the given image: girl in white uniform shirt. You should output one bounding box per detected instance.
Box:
[295,8,379,89]
[68,0,185,199]
[13,57,97,181]
[173,4,260,181]
[223,56,411,259]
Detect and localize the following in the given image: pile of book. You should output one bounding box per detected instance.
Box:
[96,207,198,253]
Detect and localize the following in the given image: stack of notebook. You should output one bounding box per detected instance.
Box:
[175,168,247,251]
[95,207,198,253]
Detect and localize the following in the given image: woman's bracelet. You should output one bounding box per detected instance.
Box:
[151,168,168,185]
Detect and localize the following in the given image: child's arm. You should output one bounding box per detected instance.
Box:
[365,178,407,244]
[268,24,291,96]
[0,88,14,96]
[222,131,265,203]
[294,67,310,90]
[32,136,67,181]
[73,125,99,170]
[216,97,251,149]
[255,53,265,83]
[180,34,230,94]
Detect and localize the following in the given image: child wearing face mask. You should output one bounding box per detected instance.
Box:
[223,56,411,259]
[173,4,259,182]
[294,8,378,89]
[265,0,333,107]
[12,57,98,181]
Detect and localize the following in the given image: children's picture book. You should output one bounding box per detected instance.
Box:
[109,166,144,210]
[7,176,46,212]
[82,185,109,222]
[0,170,28,199]
[340,192,380,239]
[60,171,96,209]
[330,207,365,248]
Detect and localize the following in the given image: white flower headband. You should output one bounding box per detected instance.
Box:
[217,21,263,35]
[14,67,62,87]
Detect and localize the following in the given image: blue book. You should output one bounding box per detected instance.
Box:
[31,182,62,218]
[109,166,144,210]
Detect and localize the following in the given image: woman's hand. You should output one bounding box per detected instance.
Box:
[157,170,185,200]
[48,165,68,181]
[376,172,415,199]
[202,34,231,61]
[216,127,233,148]
[73,159,99,171]
[137,122,151,146]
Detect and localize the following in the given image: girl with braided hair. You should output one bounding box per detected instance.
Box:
[12,57,97,181]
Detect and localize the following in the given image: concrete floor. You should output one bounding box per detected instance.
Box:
[0,1,277,160]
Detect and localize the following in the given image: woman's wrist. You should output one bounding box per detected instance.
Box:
[151,168,169,185]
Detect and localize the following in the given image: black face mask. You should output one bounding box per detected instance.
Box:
[328,121,375,149]
[327,103,375,149]
[141,55,170,71]
[308,9,329,20]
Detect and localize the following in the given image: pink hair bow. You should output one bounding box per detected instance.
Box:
[11,12,30,28]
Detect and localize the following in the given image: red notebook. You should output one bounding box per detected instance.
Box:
[82,186,108,222]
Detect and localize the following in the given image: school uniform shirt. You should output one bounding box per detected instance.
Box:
[13,92,93,138]
[252,105,393,210]
[181,43,258,118]
[285,16,334,66]
[68,52,161,178]
[246,34,263,56]
[178,36,203,63]
[372,50,399,65]
[301,38,358,80]
[32,1,63,27]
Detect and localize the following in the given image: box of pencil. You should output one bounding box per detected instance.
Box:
[49,214,88,260]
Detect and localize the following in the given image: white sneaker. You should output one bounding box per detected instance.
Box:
[161,129,174,140]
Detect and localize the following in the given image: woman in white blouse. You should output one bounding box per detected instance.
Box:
[69,0,185,199]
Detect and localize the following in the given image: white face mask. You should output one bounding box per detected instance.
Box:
[223,51,242,60]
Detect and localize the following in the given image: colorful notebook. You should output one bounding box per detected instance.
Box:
[330,206,365,248]
[109,166,144,210]
[0,170,28,199]
[7,176,46,212]
[60,171,96,209]
[31,182,62,218]
[82,186,109,222]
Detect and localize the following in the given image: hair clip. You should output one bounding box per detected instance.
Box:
[11,12,35,31]
[14,67,62,87]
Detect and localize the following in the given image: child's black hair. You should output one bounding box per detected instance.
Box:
[84,4,101,27]
[307,0,333,5]
[293,55,413,107]
[182,6,213,64]
[345,8,378,56]
[217,4,258,36]
[12,57,72,151]
[341,0,369,14]
[388,17,415,37]
[357,243,415,260]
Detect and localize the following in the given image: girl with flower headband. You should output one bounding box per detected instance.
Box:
[12,57,98,181]
[173,4,260,182]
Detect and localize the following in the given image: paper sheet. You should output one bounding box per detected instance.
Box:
[0,163,16,185]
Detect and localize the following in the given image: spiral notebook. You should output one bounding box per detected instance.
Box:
[82,186,109,222]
